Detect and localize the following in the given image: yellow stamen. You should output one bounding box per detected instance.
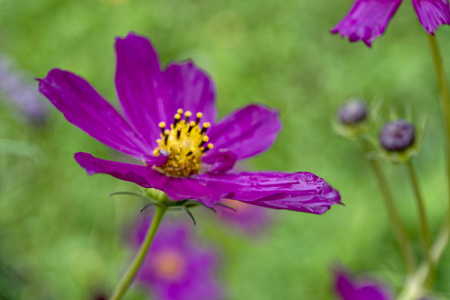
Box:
[201,122,211,134]
[153,108,212,177]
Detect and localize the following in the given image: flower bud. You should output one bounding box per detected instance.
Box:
[379,120,415,152]
[338,100,368,125]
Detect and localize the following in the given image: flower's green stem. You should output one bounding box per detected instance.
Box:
[406,160,434,285]
[110,205,167,300]
[428,34,450,241]
[360,140,416,273]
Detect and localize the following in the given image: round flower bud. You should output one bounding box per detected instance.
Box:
[338,100,368,125]
[379,120,415,152]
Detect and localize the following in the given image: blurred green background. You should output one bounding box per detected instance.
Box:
[1,0,450,299]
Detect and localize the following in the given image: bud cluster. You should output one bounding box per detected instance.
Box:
[336,98,422,163]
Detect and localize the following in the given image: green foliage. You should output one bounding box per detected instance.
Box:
[1,0,450,299]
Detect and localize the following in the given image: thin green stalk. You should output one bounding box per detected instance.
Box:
[110,205,167,300]
[360,140,416,273]
[428,34,450,235]
[405,160,433,284]
[397,224,448,300]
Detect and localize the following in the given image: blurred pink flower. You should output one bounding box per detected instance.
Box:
[132,219,222,300]
[334,268,393,300]
[0,54,48,125]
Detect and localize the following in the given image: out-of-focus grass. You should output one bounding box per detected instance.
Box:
[1,0,450,299]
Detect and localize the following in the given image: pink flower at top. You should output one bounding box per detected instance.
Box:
[331,0,450,47]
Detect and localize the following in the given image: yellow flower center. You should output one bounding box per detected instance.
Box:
[153,250,185,279]
[153,108,213,177]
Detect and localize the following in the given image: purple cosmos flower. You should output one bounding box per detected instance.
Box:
[331,0,450,47]
[38,32,341,213]
[334,269,393,300]
[216,198,270,233]
[133,219,222,300]
[0,54,48,125]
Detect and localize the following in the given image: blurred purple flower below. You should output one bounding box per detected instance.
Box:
[133,219,222,300]
[334,269,393,300]
[0,54,48,125]
[331,0,450,47]
[38,32,341,213]
[216,198,270,233]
